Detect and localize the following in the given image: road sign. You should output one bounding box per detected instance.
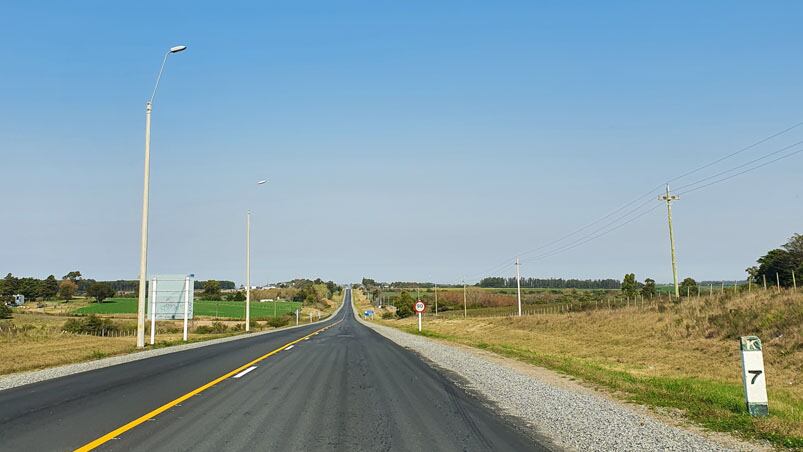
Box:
[414,300,425,313]
[739,336,768,416]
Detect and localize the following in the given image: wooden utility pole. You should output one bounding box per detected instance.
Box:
[660,185,680,298]
[463,280,467,318]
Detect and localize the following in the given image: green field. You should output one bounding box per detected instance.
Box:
[74,298,303,320]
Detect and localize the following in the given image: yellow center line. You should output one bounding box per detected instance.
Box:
[75,319,342,452]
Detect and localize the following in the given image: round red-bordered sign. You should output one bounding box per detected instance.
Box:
[414,300,426,313]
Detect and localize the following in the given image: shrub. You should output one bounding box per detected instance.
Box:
[381,311,396,319]
[266,316,290,328]
[194,321,229,334]
[0,304,12,319]
[63,315,120,334]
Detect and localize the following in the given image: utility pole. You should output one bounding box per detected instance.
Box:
[793,270,797,292]
[434,283,438,316]
[660,184,680,298]
[245,211,251,332]
[515,257,522,317]
[463,279,467,318]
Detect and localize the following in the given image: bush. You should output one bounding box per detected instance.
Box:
[63,315,120,334]
[0,304,12,319]
[381,311,396,319]
[194,322,228,334]
[266,316,290,328]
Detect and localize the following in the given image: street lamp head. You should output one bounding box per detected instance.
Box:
[170,45,188,53]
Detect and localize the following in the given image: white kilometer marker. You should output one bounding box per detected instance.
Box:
[232,366,257,379]
[285,345,295,350]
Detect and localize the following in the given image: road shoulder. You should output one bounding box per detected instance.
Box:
[356,315,766,452]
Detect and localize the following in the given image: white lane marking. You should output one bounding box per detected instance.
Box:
[232,366,257,379]
[285,345,295,350]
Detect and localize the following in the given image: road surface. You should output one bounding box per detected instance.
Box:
[0,289,546,451]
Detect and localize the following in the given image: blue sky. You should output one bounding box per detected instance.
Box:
[2,1,802,285]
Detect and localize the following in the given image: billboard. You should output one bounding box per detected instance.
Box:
[150,274,194,320]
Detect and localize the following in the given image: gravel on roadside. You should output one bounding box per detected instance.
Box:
[358,317,751,452]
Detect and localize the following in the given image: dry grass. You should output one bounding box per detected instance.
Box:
[363,289,803,447]
[0,292,343,376]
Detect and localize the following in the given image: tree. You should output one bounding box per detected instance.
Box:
[755,249,797,287]
[63,271,82,282]
[2,273,18,299]
[395,291,414,318]
[41,275,59,300]
[621,273,638,298]
[679,277,699,296]
[86,282,115,303]
[361,278,377,287]
[641,278,657,298]
[17,278,41,300]
[0,304,11,319]
[782,233,803,263]
[58,279,77,301]
[203,280,222,300]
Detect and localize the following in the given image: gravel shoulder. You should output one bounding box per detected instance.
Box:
[0,301,343,392]
[357,315,765,451]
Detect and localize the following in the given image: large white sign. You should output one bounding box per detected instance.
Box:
[739,336,768,416]
[151,274,194,320]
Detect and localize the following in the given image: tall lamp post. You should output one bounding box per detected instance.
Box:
[246,179,268,332]
[136,45,188,349]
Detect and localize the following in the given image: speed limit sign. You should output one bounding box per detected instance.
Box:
[414,300,426,313]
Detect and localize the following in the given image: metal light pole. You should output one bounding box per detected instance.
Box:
[136,45,187,349]
[660,184,680,299]
[516,257,522,317]
[245,179,268,332]
[245,211,251,331]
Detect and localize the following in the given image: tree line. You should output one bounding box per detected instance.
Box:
[478,277,620,289]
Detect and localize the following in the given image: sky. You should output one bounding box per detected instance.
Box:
[2,1,802,285]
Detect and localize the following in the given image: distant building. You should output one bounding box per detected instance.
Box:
[11,294,25,306]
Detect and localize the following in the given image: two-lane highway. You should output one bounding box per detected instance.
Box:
[0,289,546,451]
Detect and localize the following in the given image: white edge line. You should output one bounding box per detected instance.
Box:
[232,366,258,379]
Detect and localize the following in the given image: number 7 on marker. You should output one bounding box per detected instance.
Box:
[748,370,763,384]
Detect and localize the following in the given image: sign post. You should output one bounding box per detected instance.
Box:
[414,300,426,333]
[182,276,190,341]
[739,336,768,416]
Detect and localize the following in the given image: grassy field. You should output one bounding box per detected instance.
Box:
[74,298,303,319]
[361,288,803,448]
[1,291,342,376]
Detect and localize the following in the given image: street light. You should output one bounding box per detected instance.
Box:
[136,45,188,349]
[246,179,268,332]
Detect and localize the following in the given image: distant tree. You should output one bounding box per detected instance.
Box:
[58,279,78,301]
[203,280,222,300]
[679,277,699,296]
[41,275,59,300]
[361,278,377,287]
[395,291,414,318]
[0,304,11,319]
[17,278,41,300]
[63,271,82,282]
[782,233,803,262]
[86,282,115,303]
[755,249,797,287]
[621,273,638,298]
[2,273,19,299]
[641,278,657,298]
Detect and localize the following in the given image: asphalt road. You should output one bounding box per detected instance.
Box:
[0,289,547,451]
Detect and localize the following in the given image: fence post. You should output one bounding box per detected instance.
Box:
[776,273,781,293]
[793,270,797,292]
